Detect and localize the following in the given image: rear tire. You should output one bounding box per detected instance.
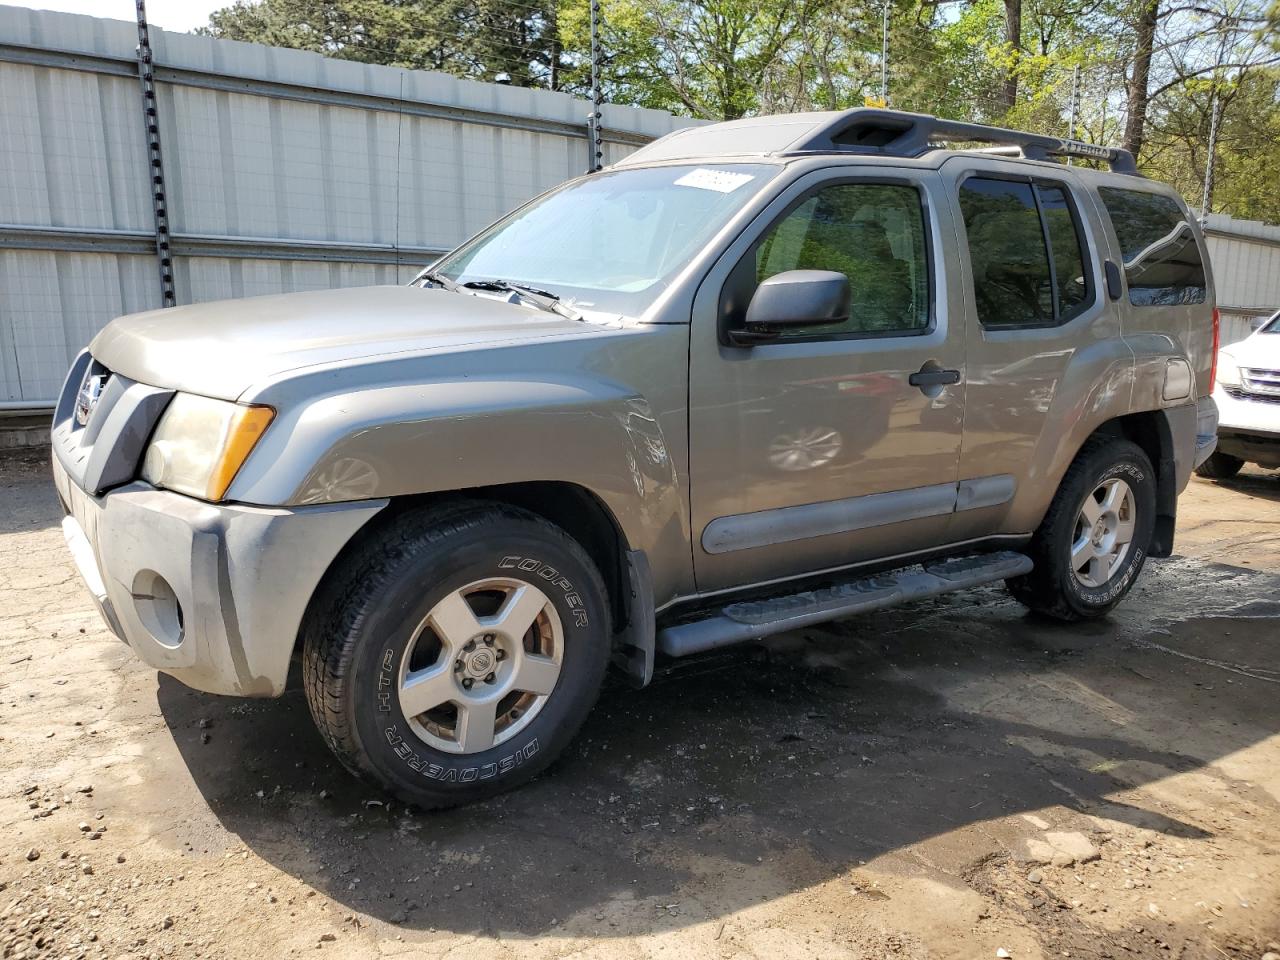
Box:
[1194,450,1245,480]
[302,501,610,809]
[1007,437,1156,621]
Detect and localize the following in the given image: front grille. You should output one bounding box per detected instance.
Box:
[52,350,174,496]
[1241,367,1280,397]
[1224,384,1280,406]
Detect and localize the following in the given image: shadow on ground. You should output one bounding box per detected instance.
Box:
[154,557,1280,940]
[1197,468,1280,503]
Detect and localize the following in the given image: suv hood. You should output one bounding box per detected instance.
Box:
[1221,332,1280,371]
[90,285,600,401]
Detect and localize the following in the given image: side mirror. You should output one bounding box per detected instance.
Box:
[730,270,851,346]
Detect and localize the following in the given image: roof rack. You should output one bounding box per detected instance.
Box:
[786,108,1138,175]
[614,108,1139,176]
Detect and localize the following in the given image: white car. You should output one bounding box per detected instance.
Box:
[1199,309,1280,478]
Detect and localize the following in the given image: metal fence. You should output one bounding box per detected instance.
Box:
[0,4,697,407]
[1202,213,1280,346]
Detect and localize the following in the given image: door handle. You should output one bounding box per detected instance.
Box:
[1104,260,1124,301]
[909,368,961,388]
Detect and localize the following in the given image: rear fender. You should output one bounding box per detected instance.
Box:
[1005,337,1134,532]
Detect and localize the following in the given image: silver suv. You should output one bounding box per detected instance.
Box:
[53,109,1219,808]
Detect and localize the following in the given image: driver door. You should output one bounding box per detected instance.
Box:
[687,168,969,593]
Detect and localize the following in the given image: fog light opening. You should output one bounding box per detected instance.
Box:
[131,570,185,649]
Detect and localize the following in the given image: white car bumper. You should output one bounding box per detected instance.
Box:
[1212,383,1280,467]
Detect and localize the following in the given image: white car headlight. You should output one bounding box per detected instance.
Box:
[142,393,274,501]
[1217,356,1241,387]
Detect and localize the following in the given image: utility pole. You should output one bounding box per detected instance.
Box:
[1066,65,1080,138]
[586,0,604,172]
[1200,92,1221,217]
[1066,64,1080,164]
[880,0,890,105]
[135,0,175,308]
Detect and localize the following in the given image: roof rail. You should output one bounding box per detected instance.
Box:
[789,108,1138,175]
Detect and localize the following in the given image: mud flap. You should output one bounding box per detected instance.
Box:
[611,549,656,688]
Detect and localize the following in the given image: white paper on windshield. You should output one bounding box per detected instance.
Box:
[673,168,756,193]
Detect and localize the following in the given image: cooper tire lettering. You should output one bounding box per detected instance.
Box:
[480,555,589,627]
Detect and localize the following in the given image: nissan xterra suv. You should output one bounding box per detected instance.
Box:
[53,109,1220,808]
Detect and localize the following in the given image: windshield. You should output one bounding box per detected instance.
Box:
[424,163,777,315]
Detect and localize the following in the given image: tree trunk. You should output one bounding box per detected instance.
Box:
[1124,0,1160,158]
[1001,0,1022,111]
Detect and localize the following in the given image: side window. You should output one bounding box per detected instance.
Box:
[959,176,1095,329]
[751,182,930,337]
[1096,187,1207,306]
[1038,185,1090,322]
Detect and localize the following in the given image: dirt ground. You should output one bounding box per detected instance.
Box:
[2,449,1279,960]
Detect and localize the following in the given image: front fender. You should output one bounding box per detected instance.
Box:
[227,375,690,604]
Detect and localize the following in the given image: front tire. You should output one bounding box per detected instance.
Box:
[1194,450,1245,480]
[1007,437,1156,621]
[303,502,610,809]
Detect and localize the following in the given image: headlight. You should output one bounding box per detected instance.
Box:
[1217,358,1241,387]
[142,394,274,501]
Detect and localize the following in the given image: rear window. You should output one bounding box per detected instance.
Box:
[1097,187,1207,307]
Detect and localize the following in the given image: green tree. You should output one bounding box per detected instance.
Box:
[200,0,1280,219]
[1144,68,1280,221]
[558,0,834,119]
[202,0,568,88]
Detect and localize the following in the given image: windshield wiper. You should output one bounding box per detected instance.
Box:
[462,279,582,321]
[506,281,563,301]
[418,270,458,292]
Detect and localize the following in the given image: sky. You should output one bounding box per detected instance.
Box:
[13,1,225,32]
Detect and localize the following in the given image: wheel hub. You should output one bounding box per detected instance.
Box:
[457,636,500,681]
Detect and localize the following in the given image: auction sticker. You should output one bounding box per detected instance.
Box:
[673,168,756,193]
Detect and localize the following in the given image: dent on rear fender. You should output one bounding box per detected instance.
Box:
[1007,339,1136,531]
[1126,332,1191,411]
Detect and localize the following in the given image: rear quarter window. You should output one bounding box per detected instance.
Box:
[958,176,1093,329]
[1097,187,1206,307]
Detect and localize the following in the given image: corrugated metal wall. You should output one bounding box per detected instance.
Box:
[1203,213,1280,346]
[0,5,696,405]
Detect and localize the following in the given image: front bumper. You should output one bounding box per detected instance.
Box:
[53,455,385,696]
[1214,384,1280,433]
[1212,385,1280,467]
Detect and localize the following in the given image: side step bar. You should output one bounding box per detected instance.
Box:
[656,551,1033,658]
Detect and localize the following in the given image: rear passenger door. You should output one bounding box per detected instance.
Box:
[941,159,1121,542]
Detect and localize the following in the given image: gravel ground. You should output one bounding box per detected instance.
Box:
[2,448,1279,960]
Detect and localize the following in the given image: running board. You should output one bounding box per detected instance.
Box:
[656,551,1033,658]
